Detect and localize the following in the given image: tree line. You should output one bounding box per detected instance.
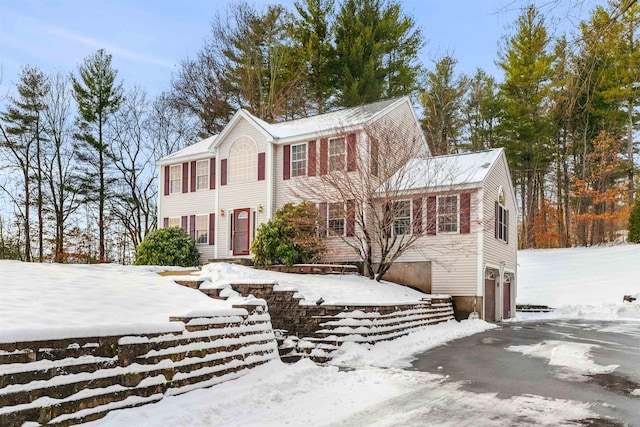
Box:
[0,0,638,263]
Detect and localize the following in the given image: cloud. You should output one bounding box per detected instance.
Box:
[41,25,175,70]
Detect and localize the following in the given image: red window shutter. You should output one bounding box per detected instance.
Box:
[308,140,316,177]
[460,193,471,234]
[495,201,499,239]
[283,145,290,180]
[182,163,188,193]
[370,137,379,177]
[319,138,328,175]
[221,159,228,186]
[181,216,187,231]
[164,166,170,195]
[427,196,437,235]
[413,198,423,234]
[190,161,196,192]
[163,217,169,228]
[258,152,266,181]
[319,202,328,236]
[209,213,215,245]
[347,133,356,172]
[346,199,356,237]
[210,157,216,189]
[189,215,196,239]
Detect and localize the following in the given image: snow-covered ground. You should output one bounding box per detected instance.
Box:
[516,244,640,321]
[3,244,640,426]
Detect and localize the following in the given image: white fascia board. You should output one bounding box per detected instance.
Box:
[210,110,275,150]
[272,124,363,145]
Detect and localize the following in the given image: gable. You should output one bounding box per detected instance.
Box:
[215,115,271,159]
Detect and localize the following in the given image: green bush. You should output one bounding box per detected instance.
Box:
[251,202,325,266]
[134,227,200,267]
[629,191,640,243]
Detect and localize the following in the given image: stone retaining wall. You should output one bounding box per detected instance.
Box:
[230,282,455,362]
[0,303,278,427]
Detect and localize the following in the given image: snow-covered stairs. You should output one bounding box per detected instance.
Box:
[0,304,279,427]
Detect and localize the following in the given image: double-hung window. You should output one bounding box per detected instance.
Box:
[168,217,180,228]
[196,160,209,190]
[438,195,458,233]
[393,200,411,235]
[497,204,508,242]
[170,165,181,194]
[196,214,208,244]
[291,143,307,177]
[328,202,345,236]
[328,137,346,172]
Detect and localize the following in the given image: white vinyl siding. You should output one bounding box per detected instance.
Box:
[215,117,269,258]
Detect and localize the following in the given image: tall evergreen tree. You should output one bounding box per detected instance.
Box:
[333,0,422,106]
[294,0,336,114]
[0,66,50,262]
[462,68,500,152]
[497,5,554,248]
[419,55,467,156]
[71,49,123,263]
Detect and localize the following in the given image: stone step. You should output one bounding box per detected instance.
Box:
[0,375,167,427]
[199,288,228,300]
[0,356,117,388]
[0,350,36,365]
[0,342,277,425]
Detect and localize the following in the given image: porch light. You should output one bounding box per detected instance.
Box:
[220,209,225,217]
[258,204,263,214]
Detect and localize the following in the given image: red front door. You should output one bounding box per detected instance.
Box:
[233,208,251,256]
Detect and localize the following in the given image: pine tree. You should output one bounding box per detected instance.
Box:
[71,49,123,263]
[497,5,554,248]
[333,0,422,106]
[419,56,467,156]
[0,66,50,262]
[629,191,640,243]
[294,0,336,114]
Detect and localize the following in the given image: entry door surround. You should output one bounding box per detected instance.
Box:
[232,208,251,256]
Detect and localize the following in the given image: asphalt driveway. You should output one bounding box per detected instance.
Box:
[410,319,640,426]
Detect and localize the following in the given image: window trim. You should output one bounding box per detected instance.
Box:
[196,160,209,191]
[290,142,308,177]
[328,137,346,173]
[195,214,208,244]
[393,199,412,236]
[497,203,508,242]
[437,195,459,234]
[169,165,182,194]
[327,202,345,237]
[168,217,181,228]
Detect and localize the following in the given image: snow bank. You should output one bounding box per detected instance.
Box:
[198,262,432,304]
[516,245,640,321]
[0,261,231,342]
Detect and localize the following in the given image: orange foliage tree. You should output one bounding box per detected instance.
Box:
[572,131,631,245]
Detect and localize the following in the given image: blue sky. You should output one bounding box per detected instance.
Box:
[0,0,598,101]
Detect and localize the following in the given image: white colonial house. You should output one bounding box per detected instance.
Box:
[157,97,517,321]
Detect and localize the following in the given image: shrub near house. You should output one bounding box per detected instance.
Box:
[251,202,325,266]
[134,227,200,267]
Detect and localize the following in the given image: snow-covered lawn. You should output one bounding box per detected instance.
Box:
[516,244,640,321]
[3,244,639,426]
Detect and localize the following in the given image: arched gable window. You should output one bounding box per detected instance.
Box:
[229,136,257,184]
